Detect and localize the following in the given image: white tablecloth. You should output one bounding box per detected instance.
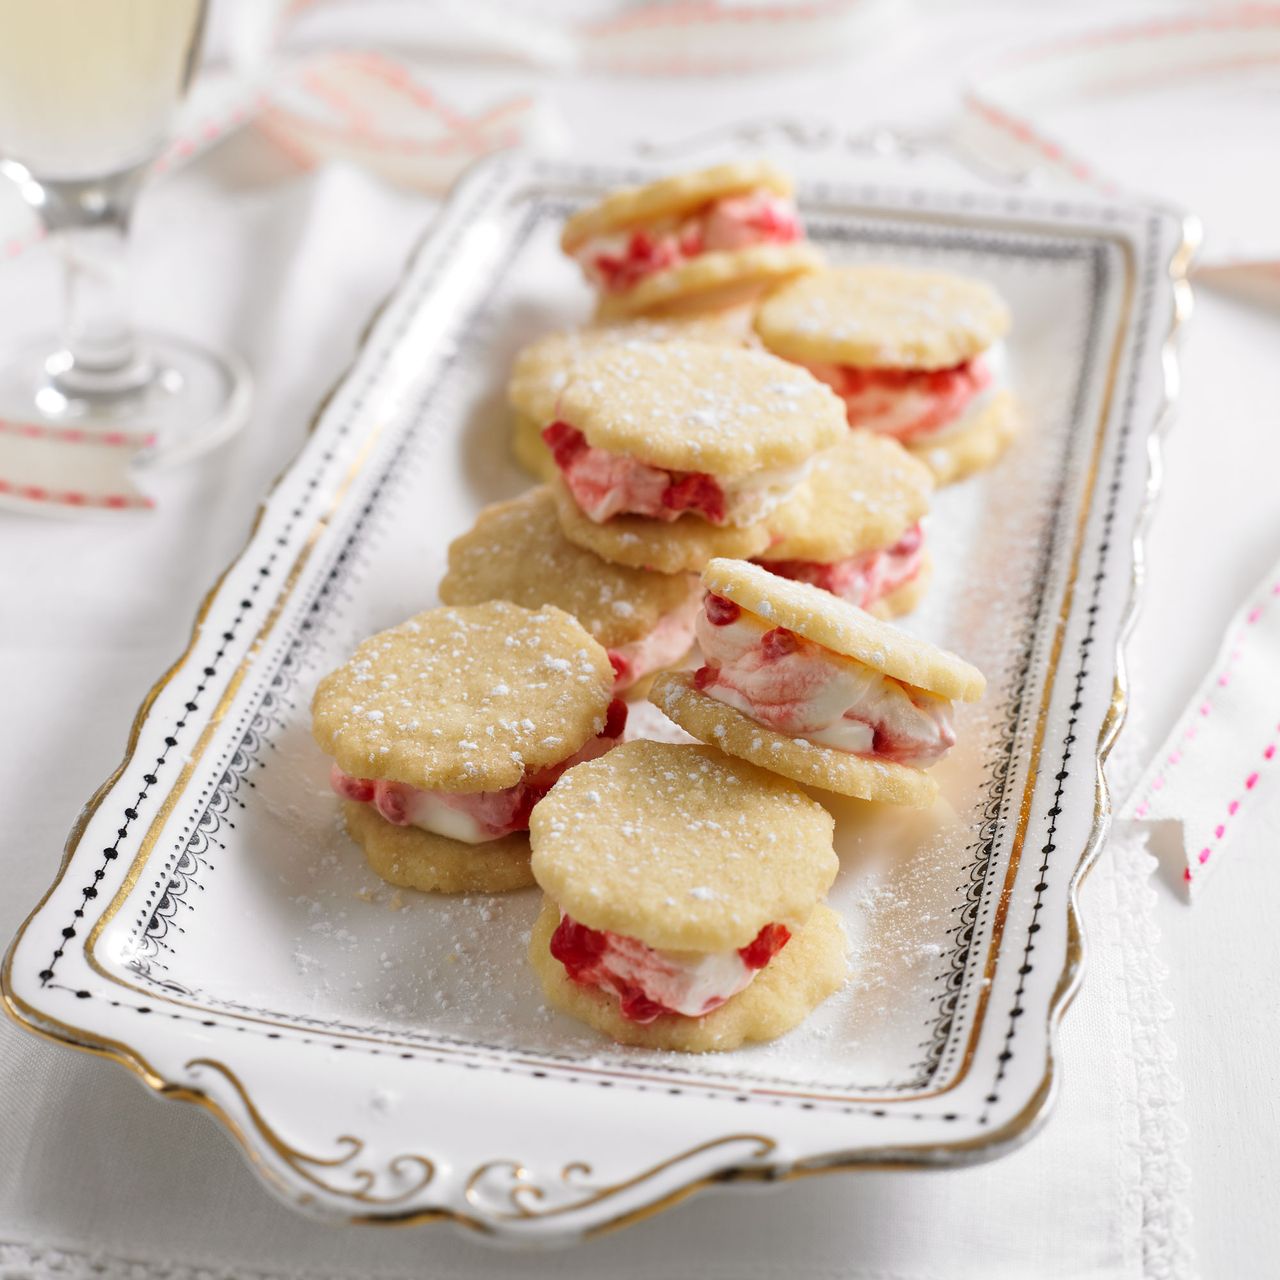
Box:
[3,3,1277,1275]
[0,164,1190,1280]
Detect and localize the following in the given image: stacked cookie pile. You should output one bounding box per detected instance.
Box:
[310,162,1014,1053]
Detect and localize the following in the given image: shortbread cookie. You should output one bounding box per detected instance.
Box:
[543,341,844,575]
[756,430,933,614]
[531,740,837,949]
[439,487,699,691]
[754,265,1016,482]
[312,602,614,790]
[762,431,932,563]
[507,309,755,480]
[556,341,843,481]
[528,738,846,1049]
[755,264,1010,369]
[701,559,984,697]
[562,162,794,250]
[650,559,985,805]
[512,409,558,481]
[345,801,535,893]
[907,389,1020,486]
[529,898,847,1052]
[562,162,820,318]
[311,602,623,893]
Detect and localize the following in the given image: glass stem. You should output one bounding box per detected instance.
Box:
[42,163,153,400]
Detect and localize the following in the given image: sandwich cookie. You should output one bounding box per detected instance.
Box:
[754,265,1018,484]
[311,602,623,893]
[529,739,847,1051]
[562,161,822,319]
[651,559,985,807]
[757,429,934,617]
[546,339,845,573]
[439,487,699,695]
[507,308,755,481]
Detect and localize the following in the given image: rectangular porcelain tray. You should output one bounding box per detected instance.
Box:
[3,149,1193,1245]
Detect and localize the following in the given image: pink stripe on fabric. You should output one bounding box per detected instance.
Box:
[1185,725,1280,883]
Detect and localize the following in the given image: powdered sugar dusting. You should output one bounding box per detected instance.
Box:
[557,340,844,479]
[312,601,612,791]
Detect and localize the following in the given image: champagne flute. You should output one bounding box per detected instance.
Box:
[0,0,249,464]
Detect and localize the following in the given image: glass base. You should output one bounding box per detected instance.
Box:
[0,331,251,468]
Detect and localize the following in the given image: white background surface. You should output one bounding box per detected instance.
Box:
[2,1,1278,1275]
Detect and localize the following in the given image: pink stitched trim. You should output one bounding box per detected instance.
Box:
[988,5,1280,73]
[274,54,535,159]
[153,92,271,175]
[253,115,318,170]
[262,105,527,158]
[0,477,152,509]
[1184,725,1280,882]
[591,53,841,75]
[1053,51,1280,98]
[582,0,855,37]
[0,417,155,448]
[1132,581,1280,819]
[5,227,44,258]
[968,6,1280,198]
[302,65,377,135]
[354,51,536,151]
[963,94,1118,194]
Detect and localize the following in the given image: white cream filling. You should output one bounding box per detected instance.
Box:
[604,937,757,1017]
[347,732,621,846]
[608,589,701,688]
[717,456,812,526]
[562,911,759,1017]
[695,607,955,766]
[400,792,492,845]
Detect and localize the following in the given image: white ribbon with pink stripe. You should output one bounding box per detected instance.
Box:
[1122,558,1280,893]
[961,4,1280,270]
[0,417,155,512]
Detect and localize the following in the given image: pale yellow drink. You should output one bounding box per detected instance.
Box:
[0,0,205,178]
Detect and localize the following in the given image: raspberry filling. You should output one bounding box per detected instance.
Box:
[544,421,728,525]
[804,354,993,442]
[604,590,701,691]
[549,913,792,1023]
[761,522,925,608]
[693,598,955,766]
[544,420,809,529]
[330,699,628,845]
[573,188,802,295]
